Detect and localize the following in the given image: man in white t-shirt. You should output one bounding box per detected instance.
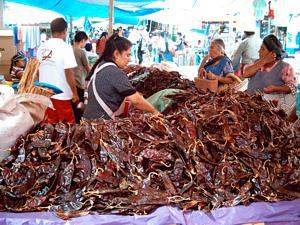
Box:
[37,17,79,124]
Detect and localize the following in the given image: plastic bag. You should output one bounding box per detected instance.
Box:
[0,94,34,155]
[130,71,150,84]
[16,93,52,126]
[0,93,52,160]
[147,89,183,113]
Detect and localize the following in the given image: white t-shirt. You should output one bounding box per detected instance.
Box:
[37,38,77,100]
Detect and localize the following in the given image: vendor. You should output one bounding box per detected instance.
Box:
[83,34,159,120]
[244,34,297,95]
[9,54,26,83]
[197,39,235,85]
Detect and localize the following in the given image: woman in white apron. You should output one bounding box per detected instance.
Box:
[83,33,159,120]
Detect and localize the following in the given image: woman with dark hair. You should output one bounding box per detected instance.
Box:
[197,39,235,85]
[244,34,297,114]
[83,34,159,120]
[96,31,108,55]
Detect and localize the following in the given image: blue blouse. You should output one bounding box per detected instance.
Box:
[204,56,234,77]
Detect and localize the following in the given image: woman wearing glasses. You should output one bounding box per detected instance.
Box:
[84,33,159,120]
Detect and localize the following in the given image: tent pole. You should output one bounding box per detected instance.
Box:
[109,0,114,35]
[0,0,4,28]
[69,16,73,44]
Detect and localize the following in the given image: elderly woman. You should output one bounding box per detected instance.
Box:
[244,34,297,114]
[198,39,235,85]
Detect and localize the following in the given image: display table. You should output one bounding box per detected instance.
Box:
[0,199,299,225]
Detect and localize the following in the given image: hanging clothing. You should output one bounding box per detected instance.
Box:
[20,26,40,53]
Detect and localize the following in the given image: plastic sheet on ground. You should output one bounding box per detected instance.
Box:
[0,199,299,225]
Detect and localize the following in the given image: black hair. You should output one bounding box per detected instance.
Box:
[85,43,93,52]
[99,31,108,39]
[263,34,285,60]
[74,31,88,43]
[50,17,67,34]
[244,31,255,36]
[10,54,24,74]
[87,33,131,80]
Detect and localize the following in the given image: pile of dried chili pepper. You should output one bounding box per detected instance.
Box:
[124,65,198,98]
[0,90,299,219]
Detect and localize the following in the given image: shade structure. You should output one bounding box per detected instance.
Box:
[6,0,164,18]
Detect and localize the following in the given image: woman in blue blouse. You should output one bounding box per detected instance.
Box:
[197,39,235,85]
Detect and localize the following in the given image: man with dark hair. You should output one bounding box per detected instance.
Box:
[37,17,79,124]
[72,31,91,123]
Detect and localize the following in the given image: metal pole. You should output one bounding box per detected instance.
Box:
[109,0,114,35]
[69,16,73,44]
[0,0,4,28]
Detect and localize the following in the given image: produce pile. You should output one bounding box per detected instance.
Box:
[1,91,299,219]
[124,65,197,98]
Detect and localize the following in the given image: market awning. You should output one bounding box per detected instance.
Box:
[6,0,164,18]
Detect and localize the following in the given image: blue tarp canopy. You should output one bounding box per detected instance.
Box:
[6,0,164,18]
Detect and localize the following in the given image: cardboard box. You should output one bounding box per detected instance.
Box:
[0,64,11,81]
[0,29,16,65]
[194,77,218,93]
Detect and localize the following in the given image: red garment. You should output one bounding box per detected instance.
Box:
[96,36,106,55]
[44,98,75,124]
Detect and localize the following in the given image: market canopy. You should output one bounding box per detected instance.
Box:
[6,0,164,18]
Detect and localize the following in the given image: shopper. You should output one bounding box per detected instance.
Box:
[231,22,261,75]
[96,31,108,56]
[83,33,159,120]
[84,42,98,65]
[72,31,91,123]
[198,39,235,85]
[37,17,79,124]
[117,26,123,37]
[9,54,26,83]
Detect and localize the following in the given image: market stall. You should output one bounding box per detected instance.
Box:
[0,63,299,225]
[0,1,300,224]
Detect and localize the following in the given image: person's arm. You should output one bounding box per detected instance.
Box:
[198,54,210,77]
[65,68,79,103]
[206,72,234,84]
[81,51,91,74]
[264,63,297,94]
[84,64,91,74]
[242,60,265,78]
[263,85,291,94]
[243,51,276,78]
[127,92,159,114]
[16,70,24,79]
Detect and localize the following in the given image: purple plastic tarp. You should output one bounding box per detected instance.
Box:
[0,199,299,225]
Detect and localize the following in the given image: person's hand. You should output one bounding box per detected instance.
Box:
[206,72,217,80]
[153,111,163,117]
[198,68,206,78]
[72,93,80,104]
[203,54,210,62]
[261,51,276,65]
[263,85,277,94]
